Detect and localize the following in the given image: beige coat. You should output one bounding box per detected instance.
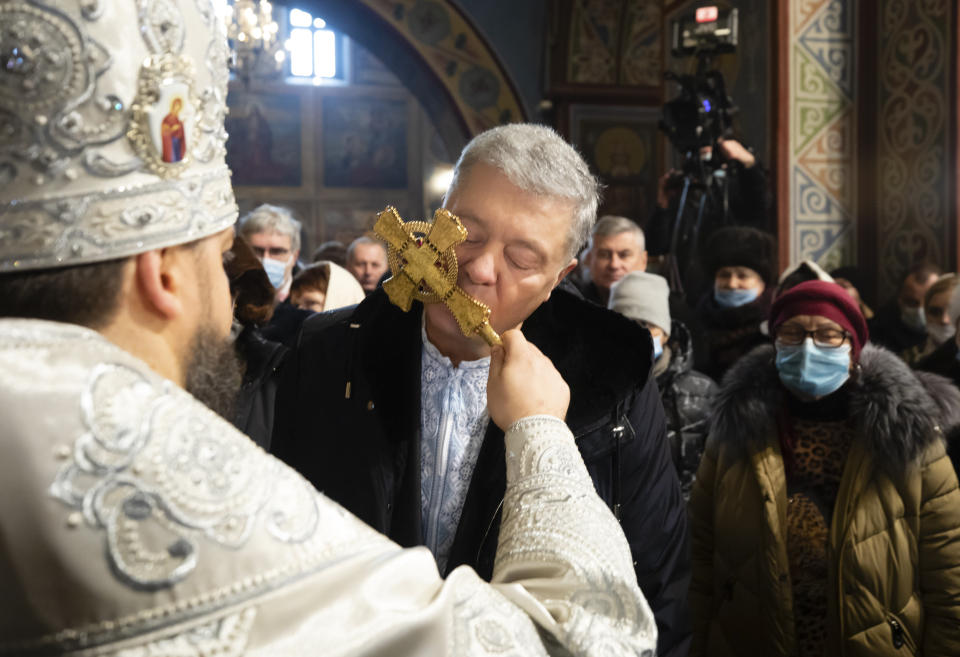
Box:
[690,345,960,657]
[0,319,656,656]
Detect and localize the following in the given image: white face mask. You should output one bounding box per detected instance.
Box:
[900,304,926,331]
[262,256,289,289]
[927,322,956,346]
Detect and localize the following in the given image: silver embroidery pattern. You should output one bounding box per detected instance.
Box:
[420,325,491,572]
[0,0,235,272]
[494,417,658,656]
[0,168,235,269]
[450,573,549,656]
[108,608,256,657]
[50,362,321,590]
[137,0,186,54]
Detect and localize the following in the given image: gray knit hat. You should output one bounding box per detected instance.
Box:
[608,272,672,335]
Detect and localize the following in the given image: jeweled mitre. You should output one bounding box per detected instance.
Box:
[0,0,237,272]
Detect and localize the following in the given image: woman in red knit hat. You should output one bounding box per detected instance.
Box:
[689,280,960,657]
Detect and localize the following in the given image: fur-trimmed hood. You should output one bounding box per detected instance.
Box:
[710,343,960,468]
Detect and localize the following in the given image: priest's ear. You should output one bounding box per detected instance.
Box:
[134,247,191,320]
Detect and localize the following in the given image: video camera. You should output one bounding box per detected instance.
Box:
[657,6,742,297]
[659,6,739,159]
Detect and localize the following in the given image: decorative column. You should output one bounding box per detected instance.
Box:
[785,0,858,271]
[874,0,952,297]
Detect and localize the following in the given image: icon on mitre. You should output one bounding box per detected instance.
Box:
[128,55,197,178]
[149,83,192,164]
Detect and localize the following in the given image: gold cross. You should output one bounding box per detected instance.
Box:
[373,206,502,346]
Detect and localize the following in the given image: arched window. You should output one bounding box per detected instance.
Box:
[285,8,342,81]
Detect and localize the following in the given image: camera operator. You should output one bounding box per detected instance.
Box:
[647,137,768,256]
[650,7,773,302]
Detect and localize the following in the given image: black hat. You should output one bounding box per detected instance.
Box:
[703,226,776,284]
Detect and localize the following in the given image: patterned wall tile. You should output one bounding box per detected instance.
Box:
[876,0,951,297]
[788,0,857,271]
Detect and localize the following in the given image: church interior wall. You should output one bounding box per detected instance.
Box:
[224,0,958,304]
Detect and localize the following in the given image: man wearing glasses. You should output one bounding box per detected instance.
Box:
[239,204,303,304]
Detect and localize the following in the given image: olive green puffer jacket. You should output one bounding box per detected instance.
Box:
[690,345,960,657]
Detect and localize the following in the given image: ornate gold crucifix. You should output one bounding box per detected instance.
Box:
[373,206,502,346]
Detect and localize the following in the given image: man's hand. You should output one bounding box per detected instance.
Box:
[717,138,756,168]
[657,169,680,208]
[487,329,569,429]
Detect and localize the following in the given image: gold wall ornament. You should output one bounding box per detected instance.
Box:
[374,206,502,347]
[127,54,197,178]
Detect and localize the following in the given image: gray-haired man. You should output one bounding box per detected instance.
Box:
[273,123,692,657]
[345,235,388,294]
[581,215,648,306]
[239,203,302,303]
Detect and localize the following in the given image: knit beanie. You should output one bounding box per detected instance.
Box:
[769,280,869,359]
[703,226,777,284]
[608,272,672,335]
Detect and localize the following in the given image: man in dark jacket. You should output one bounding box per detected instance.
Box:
[578,215,647,306]
[869,262,940,357]
[609,271,717,499]
[272,124,691,657]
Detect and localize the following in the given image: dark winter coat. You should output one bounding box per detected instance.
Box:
[915,338,960,473]
[690,344,960,657]
[695,288,772,381]
[868,299,927,356]
[271,287,692,657]
[231,324,287,450]
[915,337,960,384]
[656,320,717,500]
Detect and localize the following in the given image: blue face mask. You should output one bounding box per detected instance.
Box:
[262,256,288,290]
[776,339,852,399]
[714,286,760,308]
[652,336,663,360]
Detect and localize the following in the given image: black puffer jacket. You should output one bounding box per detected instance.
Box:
[914,339,960,473]
[272,288,692,657]
[656,321,717,500]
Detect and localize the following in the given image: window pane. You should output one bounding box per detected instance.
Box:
[288,27,313,77]
[289,8,312,27]
[314,30,336,78]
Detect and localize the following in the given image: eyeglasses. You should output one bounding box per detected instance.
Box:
[251,246,291,259]
[775,325,849,349]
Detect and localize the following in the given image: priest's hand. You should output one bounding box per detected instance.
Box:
[487,329,569,428]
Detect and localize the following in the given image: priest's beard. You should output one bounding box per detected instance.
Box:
[184,326,244,421]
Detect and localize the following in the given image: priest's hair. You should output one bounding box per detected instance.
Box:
[443,124,600,260]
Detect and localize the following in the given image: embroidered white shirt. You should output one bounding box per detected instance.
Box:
[420,322,490,573]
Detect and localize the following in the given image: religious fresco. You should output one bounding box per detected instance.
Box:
[567,0,620,84]
[619,2,661,87]
[566,0,661,87]
[570,105,659,221]
[225,90,305,188]
[353,0,526,134]
[788,0,857,272]
[876,0,951,297]
[321,95,409,189]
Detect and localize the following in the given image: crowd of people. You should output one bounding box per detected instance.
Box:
[202,136,960,655]
[2,1,960,655]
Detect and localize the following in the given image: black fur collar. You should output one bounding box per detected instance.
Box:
[348,288,653,436]
[522,288,653,433]
[710,343,956,468]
